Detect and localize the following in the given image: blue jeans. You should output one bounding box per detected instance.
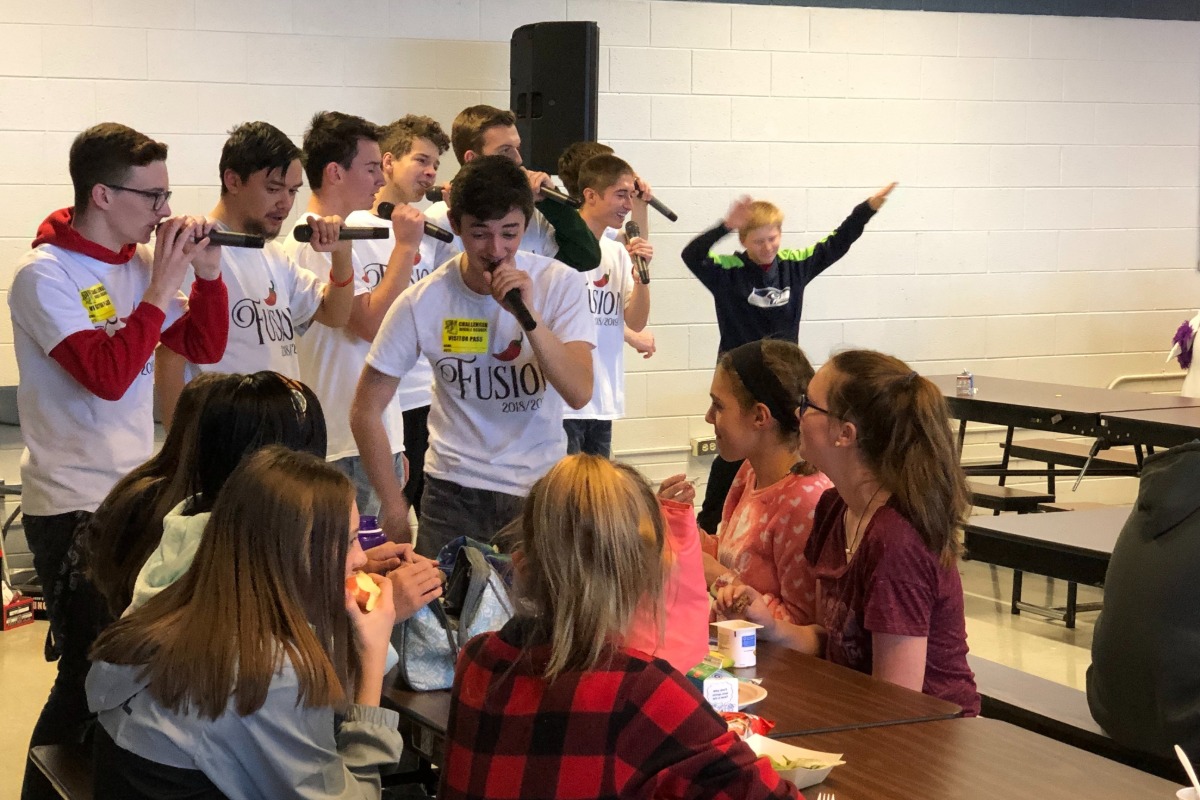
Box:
[563,418,613,458]
[416,475,524,559]
[332,453,406,517]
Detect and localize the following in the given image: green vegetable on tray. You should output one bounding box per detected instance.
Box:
[767,754,845,771]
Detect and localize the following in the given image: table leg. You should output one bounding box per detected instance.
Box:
[1065,581,1077,629]
[1011,570,1023,615]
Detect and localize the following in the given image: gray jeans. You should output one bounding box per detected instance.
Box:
[417,475,524,559]
[332,453,405,517]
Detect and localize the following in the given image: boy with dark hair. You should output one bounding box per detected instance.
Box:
[352,155,596,556]
[557,140,613,202]
[563,154,652,457]
[12,121,229,798]
[298,110,383,191]
[346,114,451,518]
[156,121,358,426]
[426,104,600,272]
[682,182,897,534]
[284,111,425,522]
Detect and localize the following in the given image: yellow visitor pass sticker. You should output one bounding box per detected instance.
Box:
[442,318,489,353]
[80,283,116,324]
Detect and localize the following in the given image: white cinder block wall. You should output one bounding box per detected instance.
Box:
[0,0,1196,492]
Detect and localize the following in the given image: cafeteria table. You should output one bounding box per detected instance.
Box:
[1100,405,1200,449]
[963,504,1128,627]
[928,374,1200,479]
[782,716,1181,799]
[383,640,962,767]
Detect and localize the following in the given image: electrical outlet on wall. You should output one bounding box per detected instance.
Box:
[691,436,718,457]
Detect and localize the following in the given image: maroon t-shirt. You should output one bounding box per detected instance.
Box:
[804,488,980,715]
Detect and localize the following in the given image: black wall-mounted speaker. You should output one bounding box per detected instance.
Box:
[510,21,600,174]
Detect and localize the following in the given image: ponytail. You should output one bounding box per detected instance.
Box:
[825,350,968,566]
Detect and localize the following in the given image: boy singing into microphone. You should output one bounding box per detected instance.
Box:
[563,154,652,457]
[345,115,451,518]
[351,156,595,556]
[154,121,358,427]
[425,105,600,271]
[283,111,425,522]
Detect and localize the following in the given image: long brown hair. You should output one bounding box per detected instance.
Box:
[90,446,358,719]
[507,455,666,681]
[825,350,968,566]
[86,372,228,616]
[718,339,818,476]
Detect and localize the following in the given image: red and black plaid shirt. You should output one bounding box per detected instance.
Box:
[439,618,800,800]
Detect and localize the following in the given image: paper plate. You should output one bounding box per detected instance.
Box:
[738,681,768,709]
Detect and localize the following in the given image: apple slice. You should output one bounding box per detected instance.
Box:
[345,571,382,613]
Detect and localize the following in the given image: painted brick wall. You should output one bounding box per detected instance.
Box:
[0,0,1196,487]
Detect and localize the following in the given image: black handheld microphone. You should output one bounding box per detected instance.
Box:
[536,184,583,209]
[425,184,582,209]
[644,195,678,223]
[487,262,537,333]
[198,231,264,248]
[376,201,454,243]
[624,221,650,285]
[291,224,390,243]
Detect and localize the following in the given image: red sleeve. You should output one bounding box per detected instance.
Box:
[159,276,228,364]
[48,303,166,401]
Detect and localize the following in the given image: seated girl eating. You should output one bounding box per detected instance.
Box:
[87,446,402,799]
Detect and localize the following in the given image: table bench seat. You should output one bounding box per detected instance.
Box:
[28,743,93,800]
[967,481,1055,513]
[967,655,1182,783]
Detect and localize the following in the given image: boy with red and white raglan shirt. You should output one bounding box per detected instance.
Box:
[11,122,227,799]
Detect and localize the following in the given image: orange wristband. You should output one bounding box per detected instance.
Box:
[329,271,354,288]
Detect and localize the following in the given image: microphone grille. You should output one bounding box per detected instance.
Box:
[376,201,395,218]
[624,220,640,238]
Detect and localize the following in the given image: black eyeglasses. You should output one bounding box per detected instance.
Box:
[798,393,832,417]
[107,184,171,212]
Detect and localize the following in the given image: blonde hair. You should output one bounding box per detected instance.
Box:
[824,350,969,566]
[738,200,783,242]
[506,455,666,681]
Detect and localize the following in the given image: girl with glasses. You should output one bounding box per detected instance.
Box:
[716,349,979,714]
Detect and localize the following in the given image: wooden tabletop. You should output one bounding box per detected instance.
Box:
[928,374,1200,434]
[733,640,962,737]
[382,640,962,752]
[1101,406,1200,448]
[781,716,1181,800]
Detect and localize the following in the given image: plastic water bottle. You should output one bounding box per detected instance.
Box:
[357,515,388,551]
